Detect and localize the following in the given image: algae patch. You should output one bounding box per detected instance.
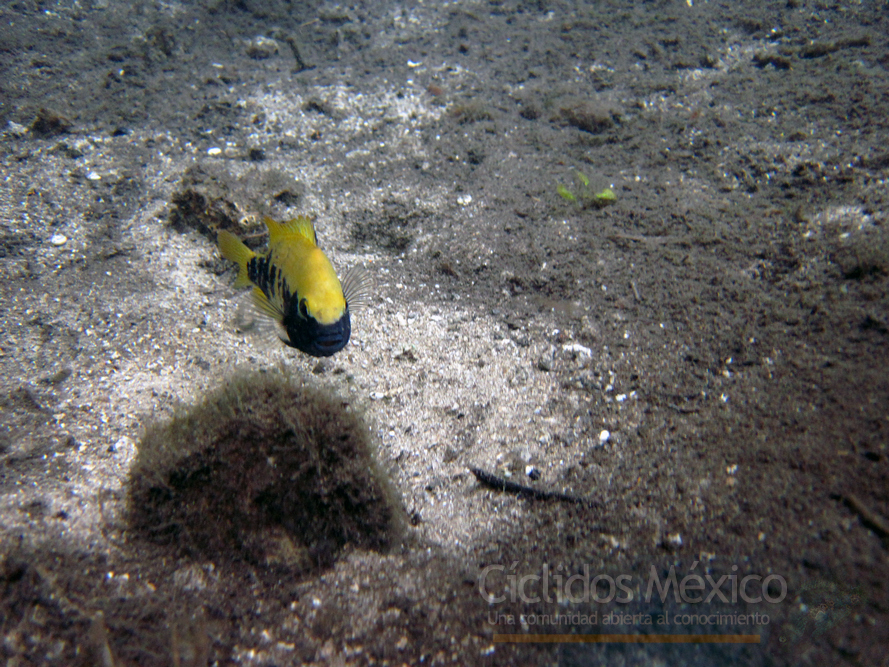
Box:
[127,371,403,569]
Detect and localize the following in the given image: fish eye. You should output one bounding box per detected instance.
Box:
[298,298,309,319]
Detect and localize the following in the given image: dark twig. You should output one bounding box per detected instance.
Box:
[469,467,599,507]
[844,493,889,539]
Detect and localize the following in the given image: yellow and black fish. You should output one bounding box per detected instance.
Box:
[218,216,369,357]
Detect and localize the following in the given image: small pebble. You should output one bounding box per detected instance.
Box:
[598,429,610,445]
[562,343,592,357]
[245,35,279,60]
[50,234,67,246]
[207,147,222,156]
[7,121,28,137]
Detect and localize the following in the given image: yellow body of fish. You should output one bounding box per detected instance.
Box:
[218,216,367,357]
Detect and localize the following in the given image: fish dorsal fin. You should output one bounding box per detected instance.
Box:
[265,215,317,247]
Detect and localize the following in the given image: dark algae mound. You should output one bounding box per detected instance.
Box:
[128,370,404,569]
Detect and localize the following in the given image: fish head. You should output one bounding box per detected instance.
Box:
[283,302,351,357]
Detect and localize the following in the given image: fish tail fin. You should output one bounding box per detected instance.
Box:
[217,230,254,288]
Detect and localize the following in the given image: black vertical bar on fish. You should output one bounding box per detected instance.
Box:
[247,256,271,298]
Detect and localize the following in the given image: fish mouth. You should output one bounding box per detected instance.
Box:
[284,313,352,357]
[308,335,348,356]
[317,337,346,351]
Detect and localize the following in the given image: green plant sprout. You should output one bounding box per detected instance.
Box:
[557,170,616,208]
[557,184,576,202]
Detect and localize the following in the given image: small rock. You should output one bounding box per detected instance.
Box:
[30,108,72,137]
[172,564,210,591]
[111,435,135,455]
[50,234,67,246]
[246,35,280,60]
[562,343,592,358]
[558,98,616,134]
[6,121,28,137]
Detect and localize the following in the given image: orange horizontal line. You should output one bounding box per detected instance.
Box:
[494,634,761,644]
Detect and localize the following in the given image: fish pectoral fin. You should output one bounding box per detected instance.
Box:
[341,265,374,312]
[273,320,290,343]
[250,287,285,321]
